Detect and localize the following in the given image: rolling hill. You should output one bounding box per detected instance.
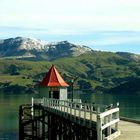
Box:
[0,37,140,94]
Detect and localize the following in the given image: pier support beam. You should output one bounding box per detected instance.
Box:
[19,99,120,140]
[19,104,97,140]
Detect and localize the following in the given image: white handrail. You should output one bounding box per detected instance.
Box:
[32,97,120,140]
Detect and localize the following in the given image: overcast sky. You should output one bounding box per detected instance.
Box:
[0,0,140,53]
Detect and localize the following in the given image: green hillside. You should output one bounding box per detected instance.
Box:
[0,51,140,94]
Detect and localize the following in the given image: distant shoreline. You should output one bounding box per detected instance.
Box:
[120,116,140,124]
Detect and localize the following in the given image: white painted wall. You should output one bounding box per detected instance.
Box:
[59,88,67,100]
[39,86,68,100]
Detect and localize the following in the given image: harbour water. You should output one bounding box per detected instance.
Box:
[0,93,32,140]
[0,92,140,139]
[79,92,140,120]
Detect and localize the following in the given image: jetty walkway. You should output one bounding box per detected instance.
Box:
[115,120,140,140]
[19,98,120,140]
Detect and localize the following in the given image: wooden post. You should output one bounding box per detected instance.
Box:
[41,108,45,139]
[115,109,119,131]
[31,97,34,118]
[79,104,81,123]
[19,106,24,140]
[84,104,86,120]
[60,100,62,112]
[107,114,112,136]
[70,103,72,115]
[90,104,92,127]
[48,114,52,140]
[67,101,69,117]
[97,106,100,113]
[64,101,66,113]
[97,114,102,140]
[74,103,76,116]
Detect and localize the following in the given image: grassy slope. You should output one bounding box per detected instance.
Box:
[0,51,140,93]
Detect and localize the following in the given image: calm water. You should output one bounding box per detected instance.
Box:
[78,92,140,120]
[0,93,33,140]
[0,92,140,139]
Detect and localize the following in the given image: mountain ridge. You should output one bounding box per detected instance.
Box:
[0,37,93,60]
[1,37,140,62]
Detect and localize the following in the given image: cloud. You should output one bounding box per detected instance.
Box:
[0,26,140,53]
[94,36,140,46]
[85,31,140,47]
[1,0,140,31]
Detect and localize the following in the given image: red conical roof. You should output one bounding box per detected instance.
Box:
[39,65,69,87]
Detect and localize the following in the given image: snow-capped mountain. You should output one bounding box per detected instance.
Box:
[0,37,93,60]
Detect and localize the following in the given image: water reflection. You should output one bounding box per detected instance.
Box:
[0,132,18,140]
[0,92,140,139]
[78,92,140,120]
[0,93,36,139]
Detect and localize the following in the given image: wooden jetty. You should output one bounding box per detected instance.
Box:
[19,65,120,140]
[19,98,120,140]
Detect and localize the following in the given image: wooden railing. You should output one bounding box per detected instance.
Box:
[97,107,120,140]
[32,97,120,140]
[33,98,98,123]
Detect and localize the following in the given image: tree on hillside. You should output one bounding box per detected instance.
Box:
[78,80,92,90]
[8,64,20,75]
